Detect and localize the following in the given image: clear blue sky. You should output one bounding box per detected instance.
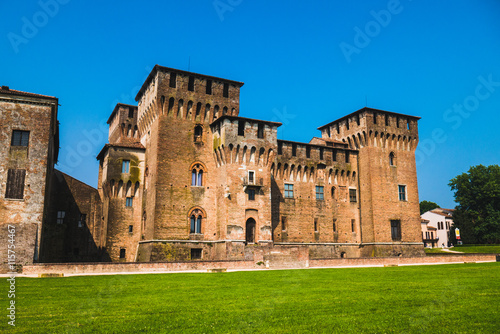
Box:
[2,0,499,209]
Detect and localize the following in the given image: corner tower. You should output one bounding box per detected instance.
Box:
[319,107,424,257]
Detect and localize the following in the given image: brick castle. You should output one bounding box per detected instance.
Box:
[0,65,424,268]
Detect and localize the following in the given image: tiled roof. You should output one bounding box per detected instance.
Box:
[0,86,57,100]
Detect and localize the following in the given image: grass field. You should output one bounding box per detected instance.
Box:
[1,263,499,333]
[424,245,500,254]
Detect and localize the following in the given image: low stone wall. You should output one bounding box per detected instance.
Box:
[21,253,498,275]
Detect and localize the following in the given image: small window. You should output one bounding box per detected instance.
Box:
[385,115,389,126]
[278,142,283,155]
[292,144,297,157]
[190,215,202,234]
[407,119,411,130]
[257,123,264,139]
[319,148,324,160]
[122,160,130,173]
[223,83,229,97]
[281,216,287,231]
[126,197,133,207]
[119,248,126,259]
[356,114,360,126]
[11,130,30,147]
[389,152,395,166]
[349,189,357,202]
[191,248,202,260]
[248,189,255,201]
[332,149,337,162]
[391,220,401,241]
[306,146,311,158]
[284,183,294,199]
[351,219,355,232]
[248,171,255,184]
[331,187,336,199]
[316,186,324,200]
[169,73,177,88]
[188,76,194,91]
[396,117,400,128]
[5,169,26,199]
[128,225,133,233]
[57,211,65,224]
[206,79,212,94]
[191,164,204,186]
[398,185,406,201]
[314,218,318,232]
[333,219,337,232]
[194,125,203,142]
[238,120,245,136]
[345,152,350,163]
[373,112,377,124]
[128,107,134,118]
[78,214,86,228]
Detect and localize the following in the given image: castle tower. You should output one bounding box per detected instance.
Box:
[318,108,424,257]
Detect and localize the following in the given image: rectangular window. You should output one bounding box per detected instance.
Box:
[398,185,406,201]
[188,76,194,91]
[119,248,126,259]
[126,197,133,207]
[345,152,350,163]
[278,142,283,155]
[351,219,355,232]
[206,79,212,94]
[248,171,255,184]
[314,218,318,232]
[57,211,65,224]
[11,130,30,147]
[238,120,245,136]
[128,225,133,233]
[292,144,297,157]
[385,115,389,126]
[349,189,357,202]
[333,219,337,232]
[248,189,255,201]
[223,83,229,97]
[128,107,134,118]
[169,72,177,88]
[78,214,86,228]
[257,123,264,138]
[316,186,324,200]
[191,248,202,260]
[122,160,130,173]
[391,220,401,241]
[284,183,294,199]
[281,216,287,231]
[319,148,324,160]
[5,169,26,199]
[396,117,400,128]
[306,146,311,158]
[373,112,377,124]
[407,119,411,130]
[332,149,337,162]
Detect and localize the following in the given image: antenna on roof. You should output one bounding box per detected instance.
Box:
[188,56,191,71]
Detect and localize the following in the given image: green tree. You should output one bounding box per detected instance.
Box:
[420,200,439,214]
[449,164,500,244]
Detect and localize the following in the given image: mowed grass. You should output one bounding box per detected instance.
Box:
[452,244,500,253]
[1,263,499,333]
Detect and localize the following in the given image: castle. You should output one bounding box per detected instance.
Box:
[0,65,424,268]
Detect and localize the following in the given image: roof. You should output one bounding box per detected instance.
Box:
[278,139,356,152]
[135,65,245,102]
[0,86,57,100]
[96,142,146,160]
[107,103,137,124]
[309,137,347,145]
[430,208,454,218]
[317,107,421,130]
[210,115,282,127]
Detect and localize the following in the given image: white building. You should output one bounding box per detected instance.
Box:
[421,208,454,248]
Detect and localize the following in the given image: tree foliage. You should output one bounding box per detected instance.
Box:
[449,164,500,244]
[420,200,439,214]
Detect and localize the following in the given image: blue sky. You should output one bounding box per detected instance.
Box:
[2,0,499,209]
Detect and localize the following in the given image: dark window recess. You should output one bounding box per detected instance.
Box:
[332,149,337,161]
[292,144,297,157]
[238,121,245,136]
[281,216,287,231]
[169,73,177,88]
[257,123,264,139]
[314,218,318,232]
[5,169,26,199]
[206,79,212,94]
[336,123,340,134]
[385,115,389,126]
[188,76,195,91]
[223,83,229,97]
[278,142,283,155]
[407,119,411,130]
[351,219,355,232]
[349,189,357,202]
[128,107,134,118]
[248,189,255,201]
[356,115,360,126]
[11,130,30,147]
[346,119,350,130]
[191,248,202,260]
[391,220,401,241]
[345,152,350,163]
[78,214,86,227]
[396,117,400,128]
[128,225,133,233]
[168,98,175,114]
[319,148,324,160]
[306,146,311,158]
[333,219,337,232]
[327,127,331,137]
[373,113,377,124]
[119,248,126,259]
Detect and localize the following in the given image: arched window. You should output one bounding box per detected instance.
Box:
[168,97,175,115]
[389,152,396,166]
[194,125,203,142]
[331,186,336,199]
[190,163,206,186]
[189,208,205,234]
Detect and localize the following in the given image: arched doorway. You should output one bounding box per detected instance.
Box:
[245,218,256,244]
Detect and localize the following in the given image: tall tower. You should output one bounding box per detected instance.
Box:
[319,108,424,257]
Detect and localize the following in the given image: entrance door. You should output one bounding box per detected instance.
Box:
[245,218,256,244]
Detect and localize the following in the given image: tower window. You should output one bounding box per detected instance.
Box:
[281,216,287,231]
[257,123,264,138]
[128,107,134,118]
[314,218,318,232]
[396,117,400,128]
[238,120,245,136]
[398,185,407,201]
[333,219,337,232]
[119,248,126,259]
[351,219,355,232]
[316,186,324,200]
[248,189,255,201]
[169,73,177,88]
[349,189,357,202]
[389,152,396,166]
[332,149,337,161]
[407,119,411,130]
[191,164,205,186]
[385,115,389,126]
[194,125,203,142]
[5,169,26,199]
[122,160,130,173]
[319,148,324,160]
[126,197,133,207]
[191,248,202,260]
[391,220,401,241]
[11,130,30,147]
[206,79,212,95]
[128,225,133,233]
[248,171,255,184]
[292,144,297,157]
[373,113,377,124]
[188,76,195,91]
[78,214,86,228]
[278,142,283,155]
[284,183,294,199]
[345,152,350,163]
[306,146,311,158]
[56,211,65,224]
[223,83,229,97]
[190,215,202,234]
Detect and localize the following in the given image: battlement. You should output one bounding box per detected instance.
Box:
[108,104,139,144]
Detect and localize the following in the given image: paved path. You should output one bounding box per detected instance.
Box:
[440,248,464,254]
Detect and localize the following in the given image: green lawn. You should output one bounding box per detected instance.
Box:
[1,263,500,333]
[451,244,500,253]
[424,248,451,254]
